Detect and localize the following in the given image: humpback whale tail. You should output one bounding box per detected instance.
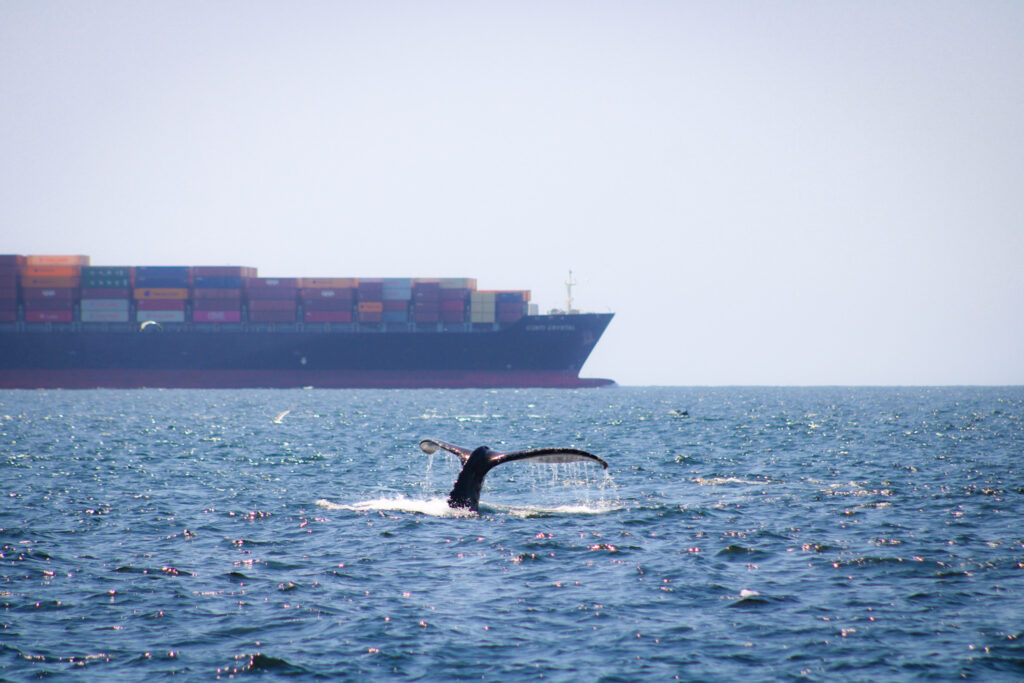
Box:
[419,439,608,512]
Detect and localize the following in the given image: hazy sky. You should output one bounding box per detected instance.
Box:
[2,2,1022,385]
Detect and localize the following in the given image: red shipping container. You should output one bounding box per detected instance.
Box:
[25,310,73,323]
[0,298,18,311]
[0,310,17,322]
[193,310,242,323]
[440,288,469,301]
[137,299,186,311]
[414,310,440,323]
[249,299,297,312]
[193,298,242,310]
[300,288,355,300]
[0,287,16,300]
[21,287,76,300]
[383,299,408,312]
[23,298,73,311]
[440,299,465,312]
[247,287,298,300]
[302,298,353,311]
[192,288,243,301]
[441,309,466,323]
[248,277,299,288]
[81,287,130,298]
[248,310,297,323]
[304,310,353,323]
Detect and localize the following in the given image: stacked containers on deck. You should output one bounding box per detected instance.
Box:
[300,278,355,323]
[191,266,254,323]
[412,280,440,323]
[497,291,530,323]
[0,255,23,322]
[439,278,474,323]
[470,291,496,323]
[81,266,132,323]
[381,278,411,323]
[357,279,383,323]
[247,277,299,323]
[20,255,88,323]
[134,266,190,323]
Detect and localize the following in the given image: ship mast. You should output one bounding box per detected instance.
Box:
[565,270,577,314]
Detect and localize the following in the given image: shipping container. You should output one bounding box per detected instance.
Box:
[81,299,131,312]
[357,280,383,301]
[193,298,242,311]
[194,275,245,289]
[249,300,297,312]
[192,310,242,323]
[0,310,18,323]
[135,266,191,288]
[302,298,353,312]
[21,277,81,288]
[81,277,131,289]
[81,287,131,299]
[248,277,299,288]
[357,301,384,313]
[441,309,465,323]
[138,299,186,312]
[304,310,353,323]
[414,309,440,323]
[81,310,131,323]
[24,298,74,311]
[23,265,81,277]
[357,310,383,323]
[21,287,76,300]
[248,310,298,323]
[192,288,243,301]
[25,255,90,267]
[383,299,408,312]
[300,287,354,300]
[25,310,74,323]
[82,266,132,278]
[193,266,256,278]
[134,288,189,300]
[247,287,298,300]
[136,310,186,323]
[0,271,17,288]
[0,255,25,267]
[301,278,357,289]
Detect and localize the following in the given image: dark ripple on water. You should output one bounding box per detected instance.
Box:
[1,387,1023,681]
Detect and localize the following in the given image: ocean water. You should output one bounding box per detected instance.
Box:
[1,386,1022,681]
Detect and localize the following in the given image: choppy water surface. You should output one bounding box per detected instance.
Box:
[1,387,1022,681]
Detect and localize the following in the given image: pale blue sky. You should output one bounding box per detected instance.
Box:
[2,1,1022,385]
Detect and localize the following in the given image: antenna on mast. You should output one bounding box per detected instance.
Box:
[565,270,577,314]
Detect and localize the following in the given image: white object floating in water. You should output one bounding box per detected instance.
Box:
[272,409,291,424]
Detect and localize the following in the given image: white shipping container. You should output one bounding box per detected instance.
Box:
[136,310,185,323]
[81,298,131,312]
[81,310,130,323]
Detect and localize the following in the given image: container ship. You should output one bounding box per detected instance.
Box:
[0,255,614,389]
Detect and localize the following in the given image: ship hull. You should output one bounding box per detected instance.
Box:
[0,313,614,389]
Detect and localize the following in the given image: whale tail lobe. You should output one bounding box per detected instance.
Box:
[418,439,607,511]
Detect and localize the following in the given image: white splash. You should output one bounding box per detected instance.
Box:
[316,496,464,517]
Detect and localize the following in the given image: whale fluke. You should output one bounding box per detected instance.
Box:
[419,439,608,512]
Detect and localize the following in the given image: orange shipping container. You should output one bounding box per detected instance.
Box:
[133,288,190,300]
[25,254,90,267]
[21,276,81,288]
[357,301,384,313]
[23,265,81,277]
